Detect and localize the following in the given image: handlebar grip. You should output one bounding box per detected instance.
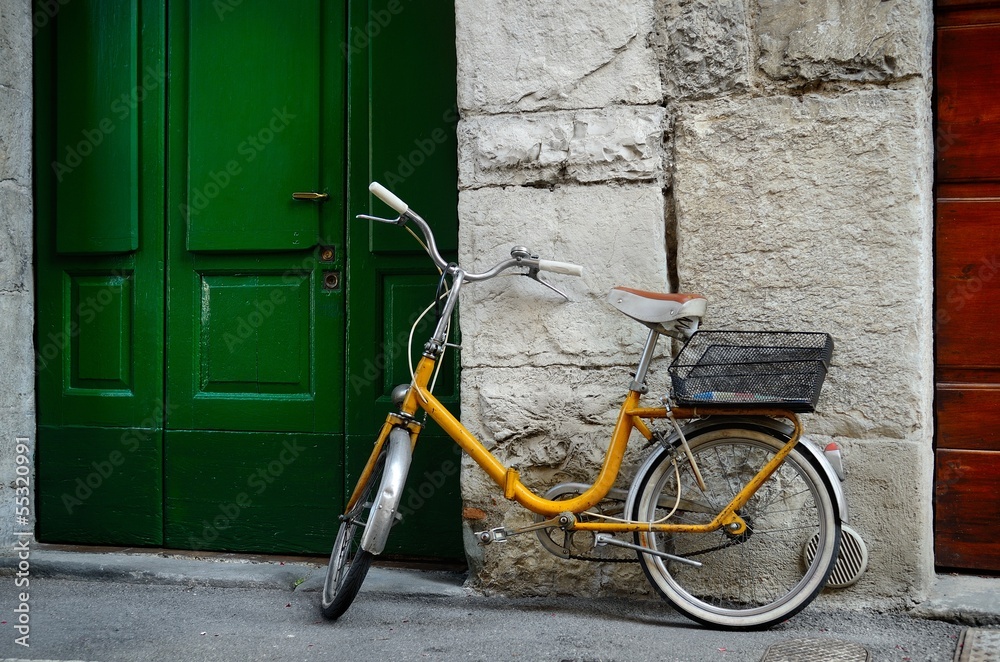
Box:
[538,259,584,277]
[369,182,409,215]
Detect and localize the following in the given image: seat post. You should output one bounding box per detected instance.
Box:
[630,328,661,393]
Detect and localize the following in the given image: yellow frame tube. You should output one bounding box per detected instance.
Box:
[358,353,805,534]
[414,379,642,518]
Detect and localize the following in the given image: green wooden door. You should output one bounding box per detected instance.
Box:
[345,0,463,559]
[161,1,347,553]
[35,0,167,545]
[35,0,462,559]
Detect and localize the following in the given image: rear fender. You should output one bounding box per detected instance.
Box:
[625,417,848,523]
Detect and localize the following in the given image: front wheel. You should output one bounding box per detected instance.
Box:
[631,427,841,630]
[320,448,386,621]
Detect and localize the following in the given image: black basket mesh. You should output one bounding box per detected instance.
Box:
[668,331,834,412]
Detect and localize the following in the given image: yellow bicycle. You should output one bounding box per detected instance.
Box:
[321,183,845,630]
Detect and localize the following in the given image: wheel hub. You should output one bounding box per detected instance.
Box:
[723,514,754,543]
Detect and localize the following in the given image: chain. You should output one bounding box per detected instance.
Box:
[566,553,638,564]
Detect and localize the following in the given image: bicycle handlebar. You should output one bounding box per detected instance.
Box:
[365,181,583,283]
[538,259,584,277]
[369,182,408,215]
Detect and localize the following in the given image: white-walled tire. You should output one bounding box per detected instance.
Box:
[631,428,841,630]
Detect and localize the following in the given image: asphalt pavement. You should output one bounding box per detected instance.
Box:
[0,548,995,661]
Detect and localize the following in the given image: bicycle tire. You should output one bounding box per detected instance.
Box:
[631,427,841,630]
[320,448,386,621]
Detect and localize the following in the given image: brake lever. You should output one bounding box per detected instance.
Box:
[356,213,405,225]
[524,267,570,301]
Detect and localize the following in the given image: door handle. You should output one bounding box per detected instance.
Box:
[292,192,329,201]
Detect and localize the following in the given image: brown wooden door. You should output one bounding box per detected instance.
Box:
[934,0,1000,571]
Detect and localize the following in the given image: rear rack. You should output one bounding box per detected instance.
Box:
[668,331,834,413]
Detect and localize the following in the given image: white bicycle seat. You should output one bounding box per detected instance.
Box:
[608,287,707,339]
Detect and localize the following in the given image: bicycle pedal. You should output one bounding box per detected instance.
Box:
[473,527,508,545]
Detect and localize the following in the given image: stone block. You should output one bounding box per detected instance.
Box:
[458,106,667,188]
[656,0,750,100]
[0,182,32,292]
[458,184,668,369]
[0,291,37,549]
[0,292,35,416]
[456,0,661,113]
[0,84,31,185]
[0,0,32,93]
[673,90,933,441]
[757,0,931,83]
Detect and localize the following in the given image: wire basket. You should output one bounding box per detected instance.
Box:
[668,331,834,412]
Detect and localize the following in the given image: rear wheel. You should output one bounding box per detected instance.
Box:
[320,448,385,621]
[631,428,840,629]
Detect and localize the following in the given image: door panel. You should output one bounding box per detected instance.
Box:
[936,18,1000,182]
[937,386,1000,451]
[37,426,163,546]
[935,449,1000,570]
[934,2,1000,572]
[345,0,463,559]
[163,1,345,550]
[165,0,344,435]
[935,199,1000,366]
[35,0,165,545]
[53,0,139,254]
[164,431,340,553]
[184,2,324,252]
[198,273,312,394]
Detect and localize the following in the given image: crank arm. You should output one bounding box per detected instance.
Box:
[476,513,574,545]
[595,533,703,568]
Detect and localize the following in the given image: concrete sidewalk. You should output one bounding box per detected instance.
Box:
[0,547,996,661]
[3,547,996,626]
[0,547,469,599]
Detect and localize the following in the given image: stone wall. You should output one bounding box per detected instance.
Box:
[0,0,36,551]
[455,0,934,604]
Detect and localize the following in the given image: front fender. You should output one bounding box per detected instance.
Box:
[360,426,412,555]
[625,417,848,523]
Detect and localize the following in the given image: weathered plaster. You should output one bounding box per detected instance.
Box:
[0,0,36,551]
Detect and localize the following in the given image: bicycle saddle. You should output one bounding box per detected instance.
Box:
[608,287,707,339]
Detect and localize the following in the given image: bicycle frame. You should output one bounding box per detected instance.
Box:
[344,205,806,540]
[349,345,805,538]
